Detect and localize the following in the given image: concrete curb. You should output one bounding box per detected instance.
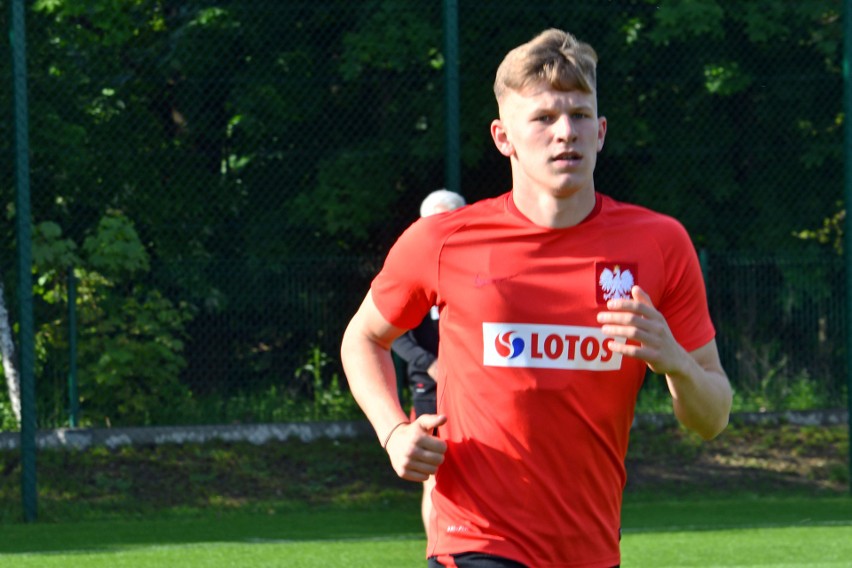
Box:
[632,408,849,429]
[0,410,847,452]
[0,420,374,451]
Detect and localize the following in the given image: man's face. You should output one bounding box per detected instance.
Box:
[492,83,607,198]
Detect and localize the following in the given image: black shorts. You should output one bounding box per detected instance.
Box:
[427,553,619,568]
[427,553,528,568]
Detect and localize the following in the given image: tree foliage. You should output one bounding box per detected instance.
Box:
[32,213,193,426]
[0,0,843,426]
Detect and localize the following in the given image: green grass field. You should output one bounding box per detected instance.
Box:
[0,422,849,566]
[1,496,849,567]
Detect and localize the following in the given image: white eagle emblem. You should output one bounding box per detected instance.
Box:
[599,265,635,301]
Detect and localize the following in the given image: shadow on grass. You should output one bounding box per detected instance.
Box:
[3,496,850,556]
[1,422,848,556]
[1,503,425,554]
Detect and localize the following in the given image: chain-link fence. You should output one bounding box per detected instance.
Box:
[0,0,846,431]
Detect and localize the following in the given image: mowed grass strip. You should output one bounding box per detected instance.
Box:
[0,538,426,568]
[2,524,850,568]
[621,525,852,567]
[0,505,423,554]
[1,497,849,567]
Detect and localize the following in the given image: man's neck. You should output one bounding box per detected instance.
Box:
[511,186,597,229]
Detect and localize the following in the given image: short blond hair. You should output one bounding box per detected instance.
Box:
[493,29,598,101]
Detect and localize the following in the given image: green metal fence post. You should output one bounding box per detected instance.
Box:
[67,267,78,428]
[443,0,460,195]
[10,0,37,521]
[844,0,852,496]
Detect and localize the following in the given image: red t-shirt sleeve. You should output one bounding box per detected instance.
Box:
[370,218,440,330]
[655,219,715,352]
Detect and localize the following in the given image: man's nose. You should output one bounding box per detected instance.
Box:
[554,115,577,141]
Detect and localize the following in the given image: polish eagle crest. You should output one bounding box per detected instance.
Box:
[599,265,634,301]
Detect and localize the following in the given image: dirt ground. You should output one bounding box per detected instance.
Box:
[624,420,849,497]
[0,418,847,524]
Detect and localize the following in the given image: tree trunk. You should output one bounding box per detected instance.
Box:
[0,277,22,425]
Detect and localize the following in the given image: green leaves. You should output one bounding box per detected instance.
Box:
[4,0,845,427]
[703,62,751,96]
[649,0,726,44]
[82,212,149,276]
[31,212,193,426]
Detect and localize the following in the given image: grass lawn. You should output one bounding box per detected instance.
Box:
[621,496,852,566]
[0,420,849,566]
[1,497,850,567]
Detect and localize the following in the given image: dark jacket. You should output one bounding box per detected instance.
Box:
[391,309,439,416]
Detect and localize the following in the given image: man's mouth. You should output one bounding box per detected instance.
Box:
[552,151,582,164]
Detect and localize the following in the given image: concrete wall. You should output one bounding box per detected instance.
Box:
[0,410,847,452]
[0,420,374,451]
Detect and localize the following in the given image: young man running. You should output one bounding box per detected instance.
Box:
[341,28,732,568]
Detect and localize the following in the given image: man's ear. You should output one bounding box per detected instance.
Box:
[490,119,514,157]
[596,116,607,152]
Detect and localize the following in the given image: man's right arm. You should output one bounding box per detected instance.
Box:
[341,291,447,481]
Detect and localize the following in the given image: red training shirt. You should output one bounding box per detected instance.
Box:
[371,192,715,568]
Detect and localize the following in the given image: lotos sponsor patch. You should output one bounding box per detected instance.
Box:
[483,323,625,370]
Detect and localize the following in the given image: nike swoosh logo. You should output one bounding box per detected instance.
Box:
[474,273,518,287]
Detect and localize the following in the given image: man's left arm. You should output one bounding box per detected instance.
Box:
[597,285,733,440]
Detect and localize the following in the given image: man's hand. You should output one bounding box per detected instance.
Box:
[596,285,732,440]
[426,360,439,380]
[596,285,689,376]
[385,414,448,482]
